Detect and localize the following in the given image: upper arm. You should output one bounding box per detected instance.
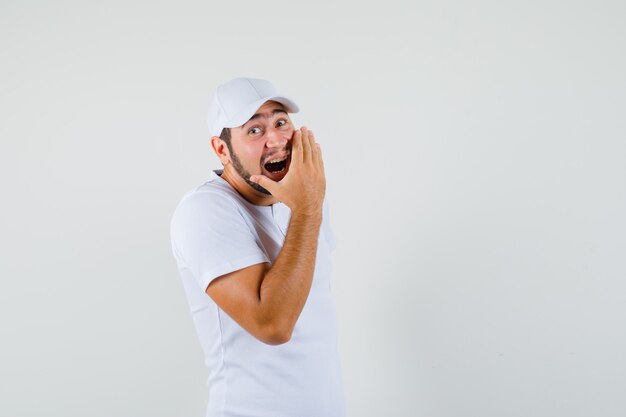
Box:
[171,192,285,344]
[206,262,288,345]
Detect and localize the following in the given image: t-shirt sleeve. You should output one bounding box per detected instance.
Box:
[170,191,270,292]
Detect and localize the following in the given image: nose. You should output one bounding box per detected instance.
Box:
[265,127,290,148]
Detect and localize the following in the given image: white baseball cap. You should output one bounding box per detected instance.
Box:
[207,77,300,137]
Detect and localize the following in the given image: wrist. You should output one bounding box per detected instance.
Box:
[291,207,323,223]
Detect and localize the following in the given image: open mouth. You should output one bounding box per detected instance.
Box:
[263,154,289,174]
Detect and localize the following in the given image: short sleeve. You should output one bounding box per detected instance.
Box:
[170,191,270,292]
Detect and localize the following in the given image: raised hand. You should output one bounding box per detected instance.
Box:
[250,126,326,216]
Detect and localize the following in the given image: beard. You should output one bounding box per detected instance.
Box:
[227,144,272,195]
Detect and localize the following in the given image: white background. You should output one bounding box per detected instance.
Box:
[1,1,625,416]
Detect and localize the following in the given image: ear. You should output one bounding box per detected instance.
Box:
[210,136,230,165]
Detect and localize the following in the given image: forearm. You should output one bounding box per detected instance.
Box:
[259,209,322,339]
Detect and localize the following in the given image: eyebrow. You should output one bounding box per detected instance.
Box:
[241,109,288,130]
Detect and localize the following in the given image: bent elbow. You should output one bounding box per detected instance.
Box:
[258,322,292,346]
[263,335,291,346]
[265,329,292,346]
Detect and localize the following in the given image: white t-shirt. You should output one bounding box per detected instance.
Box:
[170,170,346,417]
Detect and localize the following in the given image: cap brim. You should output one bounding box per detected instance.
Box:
[224,95,300,129]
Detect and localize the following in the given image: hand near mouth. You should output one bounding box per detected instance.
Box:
[250,126,326,217]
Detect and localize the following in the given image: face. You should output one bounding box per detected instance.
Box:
[226,101,295,195]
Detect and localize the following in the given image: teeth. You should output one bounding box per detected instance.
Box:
[266,155,288,164]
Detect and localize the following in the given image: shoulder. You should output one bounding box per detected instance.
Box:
[174,170,245,210]
[179,183,237,210]
[170,179,249,231]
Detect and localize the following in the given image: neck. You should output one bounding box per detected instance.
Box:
[220,164,278,206]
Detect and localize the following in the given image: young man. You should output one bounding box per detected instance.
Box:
[170,77,345,417]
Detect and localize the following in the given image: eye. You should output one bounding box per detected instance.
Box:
[276,119,287,127]
[248,127,262,135]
